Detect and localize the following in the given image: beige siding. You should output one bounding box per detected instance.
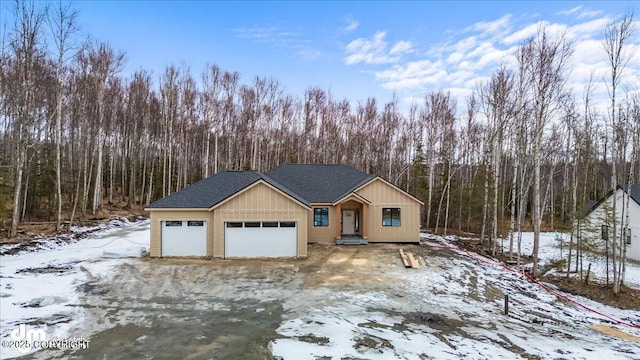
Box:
[149,210,214,257]
[308,206,337,243]
[213,182,309,257]
[358,179,421,242]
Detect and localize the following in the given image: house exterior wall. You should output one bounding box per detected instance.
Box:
[213,182,309,258]
[584,189,640,262]
[358,179,421,242]
[308,205,337,243]
[149,210,215,257]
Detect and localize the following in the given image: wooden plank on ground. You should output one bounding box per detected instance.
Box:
[418,256,427,268]
[398,249,410,267]
[407,252,419,269]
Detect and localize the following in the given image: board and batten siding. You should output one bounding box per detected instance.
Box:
[149,210,214,257]
[585,188,640,262]
[307,205,337,243]
[358,179,421,242]
[213,182,309,257]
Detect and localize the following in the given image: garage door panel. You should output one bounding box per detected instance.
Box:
[225,221,297,257]
[162,220,207,256]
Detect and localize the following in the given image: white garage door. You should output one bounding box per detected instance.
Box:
[161,220,207,256]
[224,221,297,258]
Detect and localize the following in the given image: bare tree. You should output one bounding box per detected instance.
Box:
[88,43,124,213]
[518,27,573,277]
[8,0,47,236]
[479,67,516,255]
[47,0,80,230]
[602,12,635,294]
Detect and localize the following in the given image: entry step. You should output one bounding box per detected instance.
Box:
[336,239,368,245]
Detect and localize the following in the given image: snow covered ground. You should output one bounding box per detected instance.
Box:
[1,224,638,359]
[272,236,640,360]
[499,232,640,289]
[0,219,150,359]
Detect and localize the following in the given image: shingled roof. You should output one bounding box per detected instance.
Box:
[583,184,640,217]
[625,185,640,205]
[265,164,374,203]
[146,171,310,209]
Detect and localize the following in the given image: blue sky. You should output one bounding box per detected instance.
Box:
[2,1,639,111]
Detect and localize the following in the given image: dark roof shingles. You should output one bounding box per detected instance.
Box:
[148,164,373,209]
[266,164,373,203]
[147,171,309,209]
[147,171,261,208]
[623,184,640,206]
[583,184,640,217]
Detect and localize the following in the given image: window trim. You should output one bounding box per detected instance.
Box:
[314,207,329,227]
[382,208,401,227]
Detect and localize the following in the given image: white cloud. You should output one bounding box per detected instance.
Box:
[447,70,475,86]
[234,26,320,61]
[453,36,479,54]
[557,6,582,16]
[567,18,610,40]
[344,31,412,65]
[345,9,639,116]
[447,52,464,65]
[502,21,546,45]
[344,19,359,32]
[466,14,512,35]
[573,39,607,65]
[390,40,413,55]
[578,10,603,19]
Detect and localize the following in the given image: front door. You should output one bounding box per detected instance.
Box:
[342,210,355,235]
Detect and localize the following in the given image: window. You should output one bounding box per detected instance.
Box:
[382,208,401,227]
[187,221,204,227]
[245,222,261,228]
[165,221,183,227]
[226,222,243,228]
[627,228,632,245]
[314,208,329,227]
[262,222,278,228]
[280,221,296,228]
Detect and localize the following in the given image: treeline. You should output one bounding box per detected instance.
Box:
[1,0,639,266]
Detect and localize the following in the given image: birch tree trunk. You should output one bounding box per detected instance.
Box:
[603,12,634,294]
[9,0,45,236]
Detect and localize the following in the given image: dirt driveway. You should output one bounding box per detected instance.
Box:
[16,243,403,359]
[19,242,640,360]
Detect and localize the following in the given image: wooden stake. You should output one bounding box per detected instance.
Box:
[504,294,509,315]
[584,263,591,285]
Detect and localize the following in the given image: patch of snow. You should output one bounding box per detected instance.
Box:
[502,232,640,289]
[0,219,150,359]
[273,235,640,359]
[102,247,146,258]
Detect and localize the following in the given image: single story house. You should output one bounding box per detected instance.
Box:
[145,164,423,258]
[582,185,640,262]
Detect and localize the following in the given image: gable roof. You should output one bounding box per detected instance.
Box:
[265,164,374,203]
[583,184,640,217]
[146,171,310,209]
[353,176,425,205]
